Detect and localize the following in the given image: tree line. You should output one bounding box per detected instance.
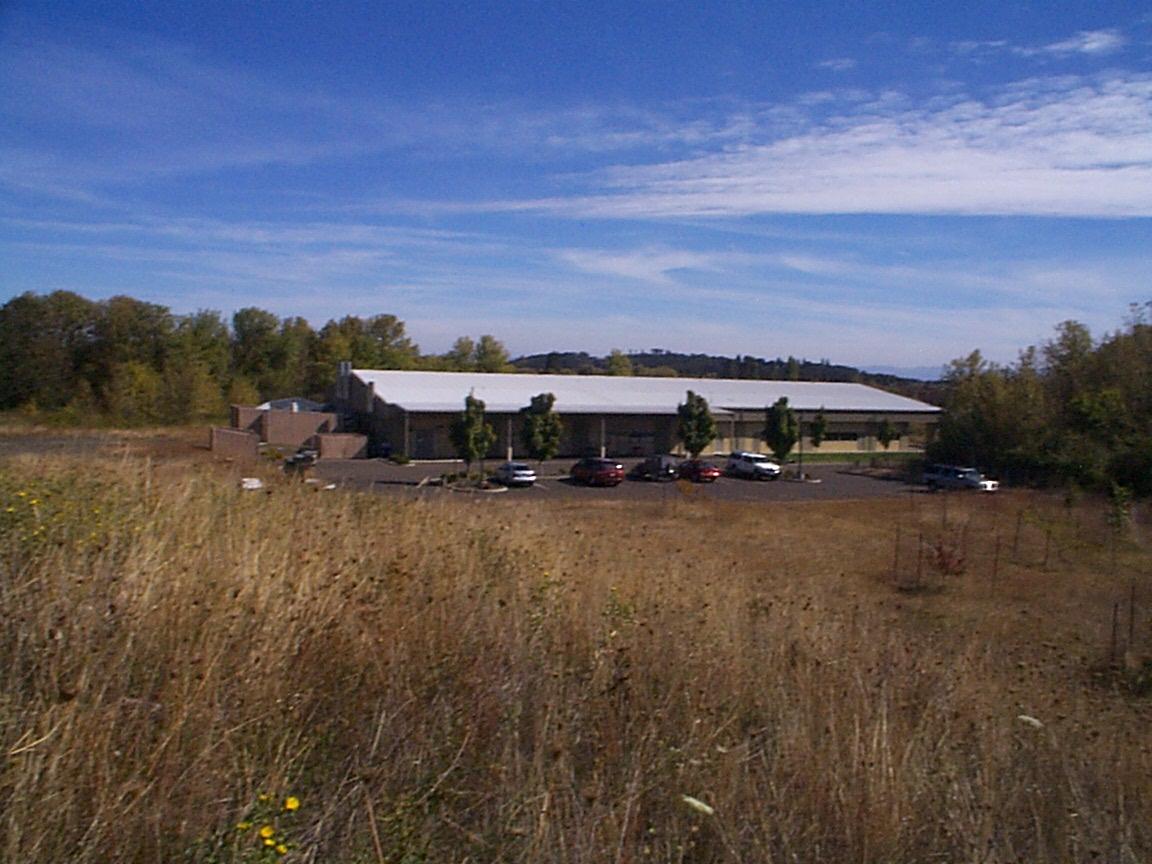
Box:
[514,349,942,401]
[8,290,1147,495]
[0,290,940,426]
[0,291,514,424]
[931,305,1152,496]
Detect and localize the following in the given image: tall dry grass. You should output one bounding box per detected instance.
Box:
[1,447,1150,863]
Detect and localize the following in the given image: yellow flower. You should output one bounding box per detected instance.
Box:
[276,844,289,854]
[264,837,276,847]
[235,821,252,831]
[260,825,275,839]
[284,795,300,811]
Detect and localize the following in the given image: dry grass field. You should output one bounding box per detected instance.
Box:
[1,430,1150,863]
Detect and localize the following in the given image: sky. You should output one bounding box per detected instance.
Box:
[2,1,1150,378]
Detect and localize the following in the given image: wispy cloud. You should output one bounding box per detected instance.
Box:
[817,57,857,73]
[953,28,1128,59]
[1029,28,1127,57]
[557,247,724,284]
[500,73,1152,220]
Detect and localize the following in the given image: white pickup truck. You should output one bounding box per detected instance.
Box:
[923,464,999,492]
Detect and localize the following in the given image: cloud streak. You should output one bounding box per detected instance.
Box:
[518,74,1152,219]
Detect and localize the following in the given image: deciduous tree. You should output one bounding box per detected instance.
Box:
[449,393,497,477]
[677,390,716,458]
[474,335,510,372]
[520,392,563,462]
[876,418,898,450]
[809,407,828,449]
[606,349,633,376]
[763,396,798,462]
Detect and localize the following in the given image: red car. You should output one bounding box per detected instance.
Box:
[570,457,625,486]
[678,459,722,483]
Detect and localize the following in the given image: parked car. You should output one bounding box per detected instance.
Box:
[284,447,318,474]
[628,455,680,481]
[492,461,537,487]
[725,451,782,480]
[678,459,722,483]
[923,464,999,492]
[570,457,625,486]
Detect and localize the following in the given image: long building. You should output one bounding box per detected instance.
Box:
[337,366,941,460]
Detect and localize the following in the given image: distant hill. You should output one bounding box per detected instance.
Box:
[511,350,945,404]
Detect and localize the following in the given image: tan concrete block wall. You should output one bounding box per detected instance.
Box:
[231,405,265,433]
[210,427,260,461]
[263,411,337,448]
[316,433,367,459]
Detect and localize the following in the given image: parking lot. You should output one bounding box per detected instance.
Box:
[311,457,924,503]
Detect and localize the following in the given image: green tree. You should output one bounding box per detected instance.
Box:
[876,418,898,450]
[310,319,354,396]
[444,337,476,371]
[162,360,226,424]
[606,349,634,376]
[226,375,262,407]
[370,315,418,367]
[520,392,563,463]
[0,291,96,410]
[474,335,511,372]
[318,314,418,371]
[163,310,230,421]
[763,396,798,462]
[171,311,230,380]
[809,407,828,449]
[104,361,163,425]
[230,307,282,397]
[677,390,716,458]
[88,296,174,406]
[449,393,497,477]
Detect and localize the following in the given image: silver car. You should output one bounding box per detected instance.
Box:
[492,461,537,487]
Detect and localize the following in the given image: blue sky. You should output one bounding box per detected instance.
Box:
[2,1,1150,377]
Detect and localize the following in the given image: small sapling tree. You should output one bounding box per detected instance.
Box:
[449,393,497,481]
[677,390,716,458]
[763,396,799,463]
[809,407,828,449]
[520,392,563,463]
[877,418,898,451]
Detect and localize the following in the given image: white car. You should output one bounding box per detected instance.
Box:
[492,461,537,487]
[725,451,782,480]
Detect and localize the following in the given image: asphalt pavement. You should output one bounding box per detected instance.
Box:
[311,457,925,503]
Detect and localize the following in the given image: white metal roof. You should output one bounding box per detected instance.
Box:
[351,369,940,416]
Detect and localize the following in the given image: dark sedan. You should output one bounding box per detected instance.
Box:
[678,459,722,483]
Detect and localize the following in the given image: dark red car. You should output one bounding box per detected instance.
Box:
[570,457,625,486]
[678,459,722,483]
